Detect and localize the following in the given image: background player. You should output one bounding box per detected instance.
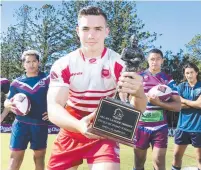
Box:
[172,62,201,170]
[4,50,49,170]
[133,49,181,170]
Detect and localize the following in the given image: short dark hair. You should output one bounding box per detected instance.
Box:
[21,50,40,62]
[147,48,163,58]
[78,6,107,24]
[183,62,200,80]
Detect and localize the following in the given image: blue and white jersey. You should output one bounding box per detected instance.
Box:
[7,72,49,124]
[177,81,201,132]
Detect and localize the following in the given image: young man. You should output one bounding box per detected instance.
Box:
[4,50,49,170]
[47,6,147,170]
[133,49,181,170]
[172,63,201,170]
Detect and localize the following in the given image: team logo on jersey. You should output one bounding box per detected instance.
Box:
[113,108,124,121]
[39,80,45,86]
[101,69,111,78]
[50,71,59,80]
[143,75,149,81]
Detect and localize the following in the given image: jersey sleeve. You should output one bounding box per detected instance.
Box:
[44,73,50,87]
[177,83,183,96]
[49,56,71,88]
[167,78,179,96]
[7,80,18,99]
[110,50,125,82]
[0,78,10,94]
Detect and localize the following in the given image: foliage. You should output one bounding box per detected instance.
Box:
[185,34,201,60]
[162,49,201,84]
[1,1,160,77]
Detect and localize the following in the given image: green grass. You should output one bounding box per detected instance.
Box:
[1,134,197,170]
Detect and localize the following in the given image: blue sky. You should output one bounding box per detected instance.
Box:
[1,1,201,54]
[136,1,201,54]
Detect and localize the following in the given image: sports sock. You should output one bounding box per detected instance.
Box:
[171,165,181,170]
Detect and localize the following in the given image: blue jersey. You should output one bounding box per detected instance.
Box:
[7,72,49,124]
[177,81,201,132]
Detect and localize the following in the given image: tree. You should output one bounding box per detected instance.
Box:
[1,5,34,80]
[1,27,25,80]
[28,4,73,71]
[185,34,201,61]
[162,49,201,84]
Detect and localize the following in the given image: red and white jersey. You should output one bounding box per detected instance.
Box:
[50,48,125,119]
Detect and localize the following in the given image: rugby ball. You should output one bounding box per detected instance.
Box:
[11,93,31,116]
[148,84,172,101]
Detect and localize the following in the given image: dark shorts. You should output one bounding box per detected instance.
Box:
[174,129,201,148]
[134,126,168,149]
[10,119,48,150]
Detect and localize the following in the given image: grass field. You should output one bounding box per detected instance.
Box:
[1,133,197,170]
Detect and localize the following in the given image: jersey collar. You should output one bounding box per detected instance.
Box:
[80,47,107,61]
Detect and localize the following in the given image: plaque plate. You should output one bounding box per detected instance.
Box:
[88,97,141,147]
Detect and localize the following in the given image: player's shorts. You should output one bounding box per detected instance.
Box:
[134,125,168,149]
[10,119,48,150]
[47,129,120,170]
[174,129,201,148]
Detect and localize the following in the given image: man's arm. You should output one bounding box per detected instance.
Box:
[148,95,181,112]
[0,108,10,123]
[130,87,147,113]
[47,86,101,139]
[181,103,190,109]
[47,86,81,132]
[181,95,201,109]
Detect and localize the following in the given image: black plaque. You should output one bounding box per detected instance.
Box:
[88,97,141,147]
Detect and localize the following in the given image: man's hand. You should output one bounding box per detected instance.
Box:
[180,96,187,104]
[4,98,18,113]
[147,94,161,106]
[181,103,190,109]
[42,112,49,121]
[78,111,103,139]
[117,72,147,113]
[117,72,144,99]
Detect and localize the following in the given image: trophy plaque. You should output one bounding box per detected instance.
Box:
[88,35,145,147]
[88,97,141,147]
